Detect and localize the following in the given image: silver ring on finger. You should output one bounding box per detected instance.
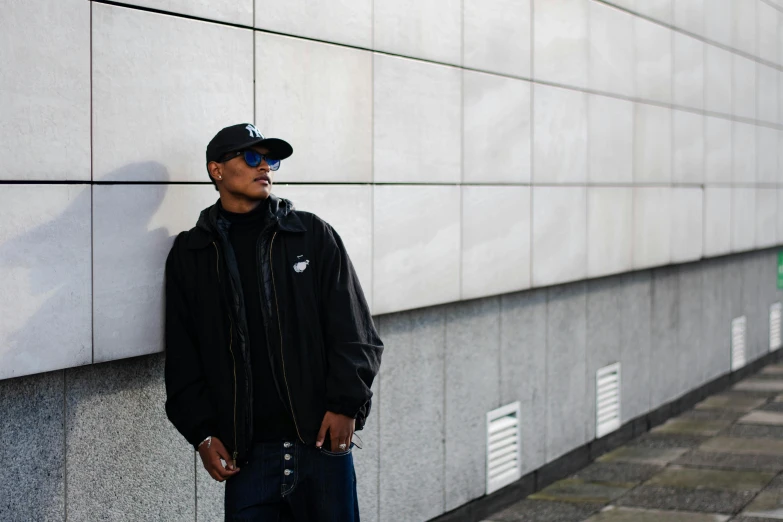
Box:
[338,443,347,451]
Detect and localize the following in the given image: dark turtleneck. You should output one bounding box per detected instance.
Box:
[218,198,297,442]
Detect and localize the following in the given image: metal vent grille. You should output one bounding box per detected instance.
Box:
[771,303,782,351]
[486,401,522,495]
[596,363,621,438]
[732,316,747,371]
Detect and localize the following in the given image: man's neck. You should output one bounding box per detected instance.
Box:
[219,195,267,214]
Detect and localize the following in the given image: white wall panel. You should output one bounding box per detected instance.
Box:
[0,0,90,181]
[588,95,633,184]
[758,65,779,125]
[732,0,757,56]
[374,55,461,183]
[255,0,372,48]
[756,189,778,249]
[461,186,530,300]
[92,184,217,362]
[373,0,461,65]
[732,188,757,252]
[533,0,589,88]
[673,0,703,36]
[533,84,588,184]
[373,185,460,315]
[463,72,531,184]
[732,55,757,120]
[704,0,732,47]
[122,0,252,25]
[673,33,705,110]
[704,187,732,257]
[92,5,253,182]
[589,2,635,98]
[532,187,587,287]
[778,190,783,244]
[463,0,531,77]
[758,1,779,64]
[758,127,779,185]
[634,16,672,104]
[587,187,633,278]
[704,116,732,184]
[670,188,704,263]
[273,185,373,309]
[255,34,372,183]
[672,110,704,184]
[704,45,732,115]
[633,187,671,269]
[633,0,672,25]
[634,104,672,184]
[0,185,91,379]
[733,122,757,184]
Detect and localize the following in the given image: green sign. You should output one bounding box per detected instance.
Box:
[778,251,783,289]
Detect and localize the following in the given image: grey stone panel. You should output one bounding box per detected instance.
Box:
[444,297,501,511]
[742,252,767,362]
[679,264,704,394]
[701,258,733,384]
[65,354,195,522]
[196,453,224,522]
[500,288,548,475]
[619,271,652,422]
[546,283,588,461]
[378,307,446,522]
[586,277,624,441]
[650,266,681,406]
[0,371,64,522]
[355,377,380,522]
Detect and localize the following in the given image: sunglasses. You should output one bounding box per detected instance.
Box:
[220,150,281,171]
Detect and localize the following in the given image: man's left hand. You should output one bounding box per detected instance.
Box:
[316,411,355,452]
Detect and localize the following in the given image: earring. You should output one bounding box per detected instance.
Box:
[218,176,222,180]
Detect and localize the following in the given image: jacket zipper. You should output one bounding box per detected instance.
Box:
[213,242,239,463]
[270,231,305,443]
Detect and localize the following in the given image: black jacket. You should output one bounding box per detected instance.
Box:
[164,195,383,463]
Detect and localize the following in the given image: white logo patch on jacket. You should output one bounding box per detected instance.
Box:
[293,255,310,273]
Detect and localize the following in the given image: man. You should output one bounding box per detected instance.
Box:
[164,123,383,521]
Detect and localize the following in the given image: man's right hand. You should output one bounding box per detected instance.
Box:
[197,436,240,482]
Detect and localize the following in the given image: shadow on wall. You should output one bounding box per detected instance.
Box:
[0,162,169,379]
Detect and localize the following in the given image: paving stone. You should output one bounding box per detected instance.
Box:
[584,505,730,522]
[679,410,748,422]
[748,373,783,381]
[673,451,783,473]
[651,419,733,437]
[647,467,774,492]
[572,462,662,484]
[487,499,600,522]
[615,485,757,514]
[529,479,636,505]
[741,489,783,519]
[761,365,783,375]
[759,402,783,413]
[774,395,783,402]
[696,395,768,413]
[597,446,690,467]
[739,411,783,426]
[732,517,783,522]
[700,437,783,457]
[723,424,783,440]
[733,380,783,393]
[628,433,712,450]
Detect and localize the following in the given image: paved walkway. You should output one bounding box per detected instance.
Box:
[483,363,783,522]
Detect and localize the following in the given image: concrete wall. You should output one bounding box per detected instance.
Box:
[2,248,781,521]
[3,0,783,378]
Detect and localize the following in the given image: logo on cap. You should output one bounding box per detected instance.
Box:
[246,124,264,139]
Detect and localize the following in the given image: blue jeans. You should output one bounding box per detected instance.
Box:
[224,440,360,521]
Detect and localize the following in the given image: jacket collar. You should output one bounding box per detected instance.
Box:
[185,193,306,250]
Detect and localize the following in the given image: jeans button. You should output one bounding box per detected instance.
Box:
[284,469,293,476]
[283,442,292,448]
[284,454,292,461]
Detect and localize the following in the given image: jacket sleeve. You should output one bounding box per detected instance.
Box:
[316,221,384,420]
[164,234,219,449]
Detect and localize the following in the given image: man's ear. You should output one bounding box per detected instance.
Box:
[207,161,222,181]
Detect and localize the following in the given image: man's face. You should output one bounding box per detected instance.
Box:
[211,145,274,200]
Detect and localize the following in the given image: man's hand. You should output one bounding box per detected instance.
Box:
[316,411,355,452]
[198,436,240,482]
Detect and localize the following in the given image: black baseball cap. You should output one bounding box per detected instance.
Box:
[206,123,293,165]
